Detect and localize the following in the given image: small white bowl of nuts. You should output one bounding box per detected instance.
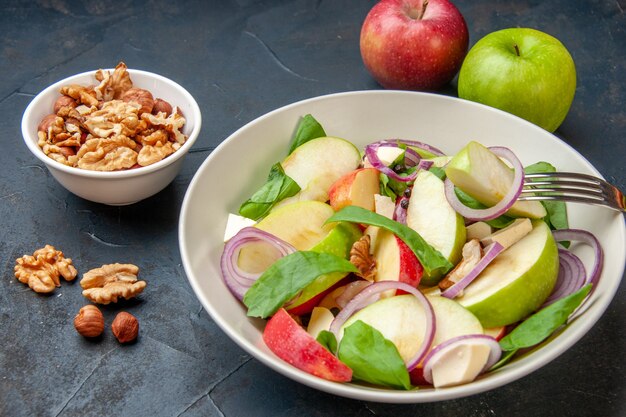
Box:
[21,62,201,205]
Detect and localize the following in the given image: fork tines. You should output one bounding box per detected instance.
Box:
[520,172,625,212]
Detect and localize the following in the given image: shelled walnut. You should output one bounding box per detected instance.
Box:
[36,61,186,171]
[14,245,78,293]
[80,263,146,304]
[350,235,377,281]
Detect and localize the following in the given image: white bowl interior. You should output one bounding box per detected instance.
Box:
[179,91,625,403]
[21,68,202,205]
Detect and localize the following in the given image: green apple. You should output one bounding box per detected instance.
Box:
[458,28,576,132]
[338,293,483,364]
[275,136,361,208]
[406,170,466,285]
[456,220,559,328]
[445,141,546,219]
[238,200,361,314]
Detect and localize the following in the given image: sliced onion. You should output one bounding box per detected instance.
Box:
[379,139,445,157]
[542,249,586,307]
[329,281,436,371]
[552,229,604,287]
[365,142,421,182]
[422,334,502,385]
[393,196,409,224]
[335,280,373,308]
[220,227,296,301]
[441,242,505,299]
[444,147,524,221]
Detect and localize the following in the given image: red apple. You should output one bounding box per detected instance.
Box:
[366,226,423,294]
[360,0,469,91]
[263,308,353,382]
[328,168,380,212]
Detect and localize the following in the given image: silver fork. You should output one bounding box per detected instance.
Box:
[519,172,625,213]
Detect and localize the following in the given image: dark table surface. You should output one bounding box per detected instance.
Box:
[1,1,624,416]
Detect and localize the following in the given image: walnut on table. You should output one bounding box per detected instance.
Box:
[80,263,146,305]
[14,245,78,293]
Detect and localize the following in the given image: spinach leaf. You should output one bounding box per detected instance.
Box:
[453,188,515,229]
[524,162,569,233]
[379,173,409,200]
[337,320,411,390]
[287,114,327,154]
[238,163,301,221]
[489,349,518,371]
[499,284,592,351]
[428,166,446,181]
[243,251,358,318]
[326,206,452,276]
[316,330,338,354]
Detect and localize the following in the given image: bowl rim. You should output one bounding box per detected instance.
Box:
[179,89,625,403]
[21,68,202,178]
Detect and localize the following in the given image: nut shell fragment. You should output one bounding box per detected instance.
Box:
[80,263,146,304]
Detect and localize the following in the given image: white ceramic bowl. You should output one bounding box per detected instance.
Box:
[179,91,625,403]
[21,68,201,205]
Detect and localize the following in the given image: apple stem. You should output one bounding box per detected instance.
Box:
[513,44,520,57]
[419,0,429,19]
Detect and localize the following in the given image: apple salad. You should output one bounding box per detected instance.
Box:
[220,115,603,390]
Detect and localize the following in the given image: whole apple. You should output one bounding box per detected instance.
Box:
[458,28,576,132]
[360,0,469,91]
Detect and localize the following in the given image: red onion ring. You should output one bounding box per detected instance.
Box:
[422,334,502,385]
[441,242,505,299]
[393,197,409,224]
[542,249,586,307]
[335,280,373,309]
[378,139,446,157]
[329,281,436,371]
[444,147,524,221]
[365,142,422,182]
[220,227,296,301]
[552,229,604,288]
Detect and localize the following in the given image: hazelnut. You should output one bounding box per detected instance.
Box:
[111,311,139,343]
[53,95,77,113]
[152,98,173,116]
[74,305,105,338]
[121,88,154,115]
[38,114,58,132]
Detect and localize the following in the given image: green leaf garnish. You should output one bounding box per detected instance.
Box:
[337,320,412,390]
[238,163,300,221]
[524,162,569,235]
[326,206,452,276]
[499,284,592,351]
[316,330,338,354]
[243,251,358,318]
[287,114,326,154]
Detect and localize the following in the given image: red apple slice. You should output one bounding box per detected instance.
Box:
[483,326,506,341]
[263,308,353,382]
[328,168,380,212]
[366,226,423,296]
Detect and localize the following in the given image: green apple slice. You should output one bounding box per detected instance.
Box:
[338,294,483,364]
[445,141,546,218]
[276,136,361,207]
[406,170,466,285]
[238,200,361,313]
[456,220,559,328]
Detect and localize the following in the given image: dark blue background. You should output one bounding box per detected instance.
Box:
[1,1,624,416]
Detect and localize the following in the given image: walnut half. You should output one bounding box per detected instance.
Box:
[350,235,377,281]
[80,263,146,304]
[14,245,78,293]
